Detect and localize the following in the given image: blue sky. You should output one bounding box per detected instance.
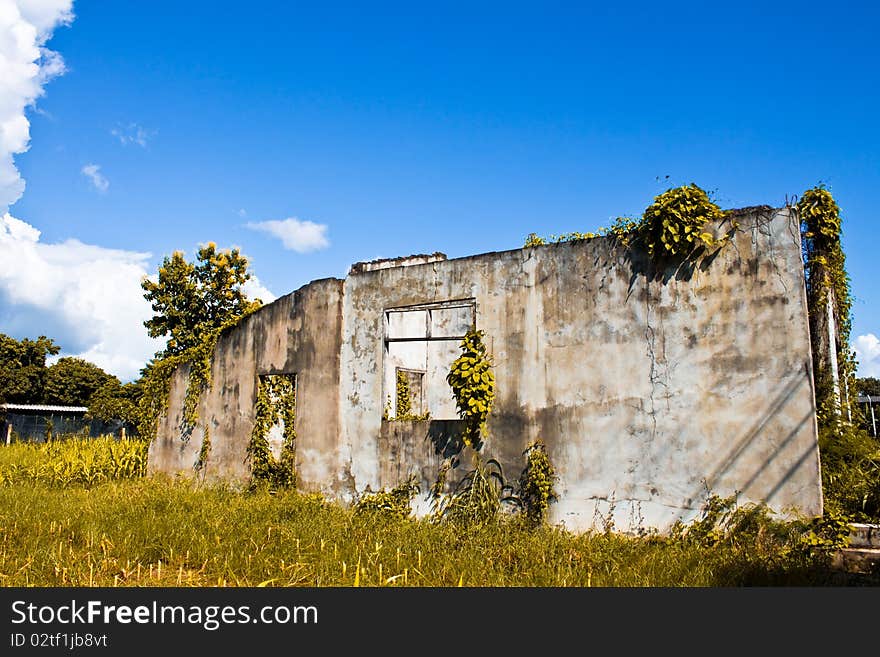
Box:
[1,1,878,380]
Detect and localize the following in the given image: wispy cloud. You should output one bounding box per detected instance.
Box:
[111,122,155,148]
[854,334,880,378]
[246,217,330,253]
[81,163,109,193]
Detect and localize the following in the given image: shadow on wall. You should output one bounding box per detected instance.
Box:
[685,371,818,513]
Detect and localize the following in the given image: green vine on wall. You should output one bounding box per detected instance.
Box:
[524,183,731,265]
[797,185,857,425]
[195,424,211,473]
[383,370,430,421]
[396,370,414,418]
[247,374,297,489]
[447,328,495,450]
[136,306,259,443]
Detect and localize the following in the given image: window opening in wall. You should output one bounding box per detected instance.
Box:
[384,299,475,420]
[396,368,425,417]
[257,373,296,461]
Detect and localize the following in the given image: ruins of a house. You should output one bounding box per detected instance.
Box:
[147,206,823,532]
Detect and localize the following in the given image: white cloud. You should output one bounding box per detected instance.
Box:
[0,4,165,382]
[241,274,276,304]
[0,0,73,211]
[81,163,108,193]
[0,212,164,381]
[111,122,155,148]
[854,334,880,379]
[246,217,330,253]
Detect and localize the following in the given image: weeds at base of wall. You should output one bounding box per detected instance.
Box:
[514,440,559,526]
[354,475,420,519]
[668,493,851,561]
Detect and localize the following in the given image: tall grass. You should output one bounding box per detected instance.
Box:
[0,435,147,486]
[0,437,865,586]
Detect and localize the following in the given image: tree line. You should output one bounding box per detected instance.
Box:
[0,243,262,431]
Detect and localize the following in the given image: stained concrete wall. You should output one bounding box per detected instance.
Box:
[147,278,345,488]
[148,206,823,533]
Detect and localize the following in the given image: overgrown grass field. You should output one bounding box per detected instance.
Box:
[0,436,863,587]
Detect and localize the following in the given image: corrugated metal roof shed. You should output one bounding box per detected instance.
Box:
[1,404,89,413]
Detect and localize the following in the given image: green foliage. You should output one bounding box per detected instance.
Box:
[0,333,59,404]
[196,424,212,473]
[396,370,413,418]
[516,440,558,525]
[523,184,728,265]
[145,244,263,435]
[0,435,148,487]
[801,509,854,555]
[524,217,639,249]
[142,243,262,360]
[355,475,420,519]
[670,494,850,562]
[797,185,856,424]
[43,357,116,407]
[857,377,880,397]
[0,468,868,586]
[384,370,430,421]
[446,328,495,450]
[817,422,880,521]
[247,374,297,490]
[87,379,142,426]
[640,184,727,260]
[434,456,510,527]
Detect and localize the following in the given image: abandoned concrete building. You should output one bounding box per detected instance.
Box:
[148,206,823,532]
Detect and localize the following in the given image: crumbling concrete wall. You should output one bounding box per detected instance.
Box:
[148,206,822,532]
[147,278,345,487]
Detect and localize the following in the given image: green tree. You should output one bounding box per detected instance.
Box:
[141,242,263,359]
[88,378,143,426]
[42,357,117,407]
[856,377,880,397]
[0,334,60,404]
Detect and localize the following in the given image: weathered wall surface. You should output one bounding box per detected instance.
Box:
[149,206,822,533]
[338,206,821,530]
[147,278,344,488]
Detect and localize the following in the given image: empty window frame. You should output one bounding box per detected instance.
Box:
[256,373,297,460]
[383,299,475,420]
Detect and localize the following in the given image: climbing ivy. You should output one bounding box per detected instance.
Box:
[383,370,430,421]
[797,185,857,424]
[136,305,260,443]
[196,424,211,472]
[247,374,297,489]
[447,328,495,450]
